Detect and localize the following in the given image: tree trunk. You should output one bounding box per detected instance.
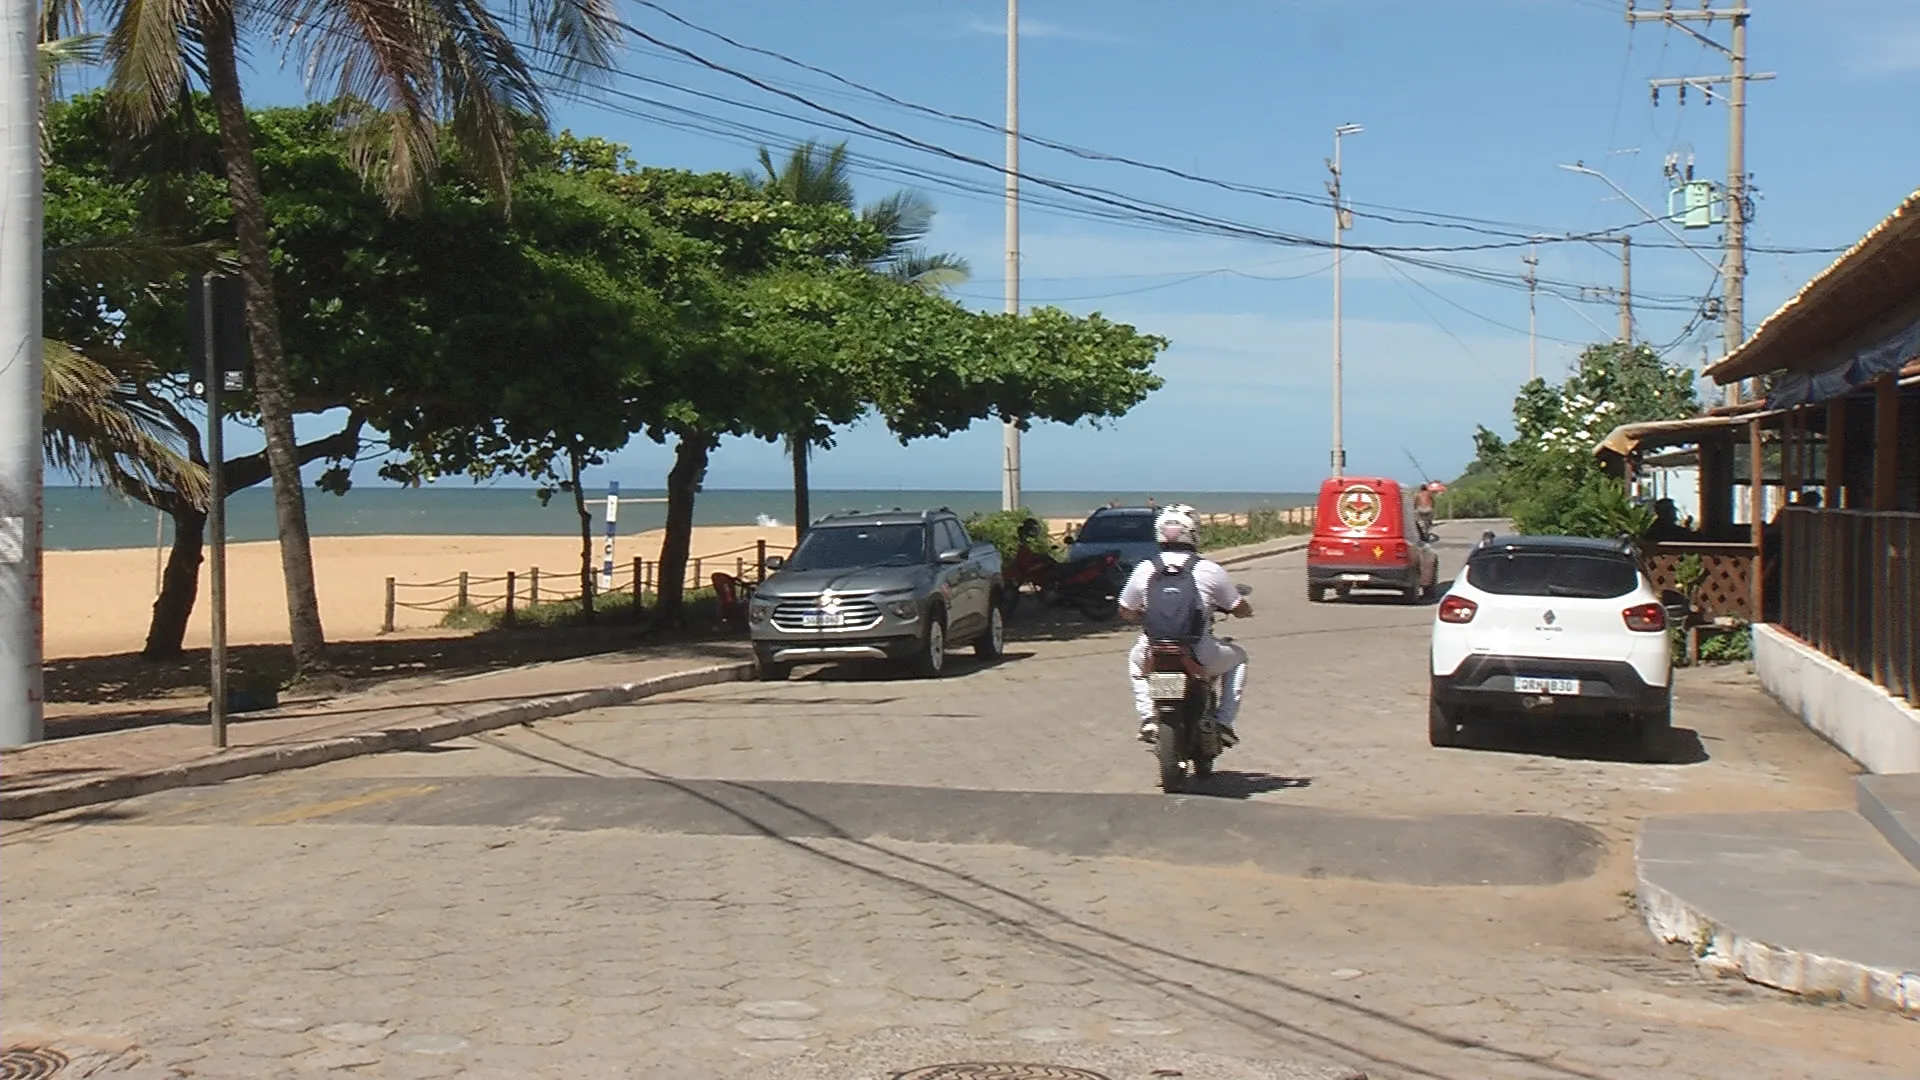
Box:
[142,503,207,660]
[200,7,329,670]
[656,434,710,627]
[570,448,595,623]
[789,432,811,545]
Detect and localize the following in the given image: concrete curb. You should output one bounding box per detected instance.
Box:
[0,660,757,821]
[1214,538,1311,568]
[1635,836,1920,1015]
[1859,775,1920,873]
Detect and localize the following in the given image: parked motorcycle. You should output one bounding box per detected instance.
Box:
[1006,540,1123,622]
[1142,584,1253,793]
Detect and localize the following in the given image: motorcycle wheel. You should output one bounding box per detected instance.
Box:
[1156,721,1186,793]
[1076,594,1118,621]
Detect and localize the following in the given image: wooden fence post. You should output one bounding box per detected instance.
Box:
[504,570,517,627]
[633,556,643,597]
[736,556,745,581]
[530,566,540,604]
[756,539,768,581]
[693,557,703,588]
[383,577,396,633]
[457,570,470,609]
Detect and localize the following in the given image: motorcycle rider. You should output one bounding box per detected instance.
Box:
[1117,506,1253,745]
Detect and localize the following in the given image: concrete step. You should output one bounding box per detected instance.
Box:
[1636,809,1920,1014]
[1859,773,1920,873]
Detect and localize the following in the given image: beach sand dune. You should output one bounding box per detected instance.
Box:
[44,525,796,660]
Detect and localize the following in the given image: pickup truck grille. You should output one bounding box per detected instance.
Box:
[770,597,884,632]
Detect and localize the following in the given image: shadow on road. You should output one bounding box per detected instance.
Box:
[1187,770,1314,800]
[1461,721,1711,766]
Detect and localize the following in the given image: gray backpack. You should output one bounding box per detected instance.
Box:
[1142,554,1206,644]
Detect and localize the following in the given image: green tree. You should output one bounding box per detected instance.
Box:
[94,0,622,671]
[1460,342,1699,536]
[743,140,972,541]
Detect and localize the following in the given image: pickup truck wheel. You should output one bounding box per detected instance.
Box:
[974,600,1006,660]
[913,607,948,678]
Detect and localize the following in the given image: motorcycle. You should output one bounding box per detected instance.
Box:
[1142,583,1253,793]
[1007,541,1123,622]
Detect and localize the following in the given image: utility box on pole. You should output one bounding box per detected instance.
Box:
[1670,180,1723,229]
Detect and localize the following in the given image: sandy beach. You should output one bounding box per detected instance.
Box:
[44,525,800,660]
[44,519,1091,660]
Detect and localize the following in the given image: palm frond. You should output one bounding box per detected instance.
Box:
[754,140,855,208]
[860,188,936,248]
[100,0,195,131]
[527,0,621,90]
[887,248,971,293]
[41,340,210,506]
[39,31,102,76]
[45,237,235,287]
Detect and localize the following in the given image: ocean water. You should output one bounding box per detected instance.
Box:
[44,486,1315,552]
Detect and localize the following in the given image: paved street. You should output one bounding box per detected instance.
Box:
[5,527,1916,1079]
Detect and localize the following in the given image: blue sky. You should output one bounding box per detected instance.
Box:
[175,0,1920,493]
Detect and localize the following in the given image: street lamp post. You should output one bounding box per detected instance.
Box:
[1328,123,1362,479]
[999,0,1022,512]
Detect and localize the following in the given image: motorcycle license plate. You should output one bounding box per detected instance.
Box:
[1147,672,1188,700]
[798,609,845,629]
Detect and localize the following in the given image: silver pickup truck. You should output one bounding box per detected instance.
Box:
[748,509,1006,680]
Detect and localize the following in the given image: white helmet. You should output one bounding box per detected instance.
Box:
[1154,506,1199,547]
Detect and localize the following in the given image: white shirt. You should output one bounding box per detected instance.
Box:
[1119,551,1241,641]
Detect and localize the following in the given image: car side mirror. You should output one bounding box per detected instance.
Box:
[937,549,967,565]
[763,554,785,571]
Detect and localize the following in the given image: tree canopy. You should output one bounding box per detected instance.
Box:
[45,100,1171,638]
[1451,342,1700,536]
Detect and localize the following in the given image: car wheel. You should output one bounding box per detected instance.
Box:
[1428,696,1462,748]
[975,599,1006,660]
[1637,694,1672,762]
[1307,584,1326,603]
[913,606,948,678]
[754,647,790,682]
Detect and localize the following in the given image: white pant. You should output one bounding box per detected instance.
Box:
[1128,635,1248,729]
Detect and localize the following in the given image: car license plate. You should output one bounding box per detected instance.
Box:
[1514,676,1580,695]
[798,609,845,629]
[1147,672,1188,700]
[1340,573,1370,582]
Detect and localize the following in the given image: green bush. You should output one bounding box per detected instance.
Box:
[964,508,1058,567]
[1198,508,1310,549]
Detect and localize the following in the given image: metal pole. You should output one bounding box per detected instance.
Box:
[0,0,43,747]
[1000,0,1022,512]
[1523,243,1538,382]
[203,278,228,748]
[1329,124,1361,478]
[600,479,619,592]
[1725,6,1749,404]
[1619,234,1633,344]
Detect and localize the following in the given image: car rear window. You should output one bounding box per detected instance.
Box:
[1076,514,1155,543]
[1465,552,1639,599]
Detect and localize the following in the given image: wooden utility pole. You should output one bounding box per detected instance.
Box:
[1630,0,1774,403]
[1523,243,1539,381]
[1619,234,1633,344]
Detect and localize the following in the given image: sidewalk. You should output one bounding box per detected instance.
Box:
[1,641,755,820]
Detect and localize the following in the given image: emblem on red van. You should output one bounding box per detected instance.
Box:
[1335,485,1383,530]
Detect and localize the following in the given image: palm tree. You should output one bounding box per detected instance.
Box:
[745,141,970,540]
[92,0,621,670]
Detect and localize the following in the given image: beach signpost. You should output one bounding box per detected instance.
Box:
[600,482,620,594]
[189,273,248,748]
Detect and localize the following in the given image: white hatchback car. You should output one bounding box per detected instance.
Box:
[1429,533,1675,758]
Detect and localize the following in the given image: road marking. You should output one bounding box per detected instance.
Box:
[245,784,443,827]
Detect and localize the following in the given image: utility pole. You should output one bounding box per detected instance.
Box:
[1523,244,1539,382]
[1,2,44,747]
[1619,233,1633,344]
[1630,0,1773,404]
[1327,123,1362,479]
[999,0,1022,512]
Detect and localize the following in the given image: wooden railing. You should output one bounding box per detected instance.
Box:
[1779,507,1920,705]
[1774,507,1912,703]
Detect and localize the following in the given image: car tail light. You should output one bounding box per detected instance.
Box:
[1623,603,1666,632]
[1437,595,1477,624]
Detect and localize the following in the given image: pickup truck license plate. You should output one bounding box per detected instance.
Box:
[1339,573,1370,582]
[1514,676,1580,695]
[798,609,845,629]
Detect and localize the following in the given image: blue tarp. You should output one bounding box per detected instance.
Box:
[1766,310,1920,410]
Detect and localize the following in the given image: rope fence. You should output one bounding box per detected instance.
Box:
[382,539,792,632]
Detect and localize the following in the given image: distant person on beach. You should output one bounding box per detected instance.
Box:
[1412,483,1435,541]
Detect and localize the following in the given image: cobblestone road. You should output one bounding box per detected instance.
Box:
[5,528,1914,1079]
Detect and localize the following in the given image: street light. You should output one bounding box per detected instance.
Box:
[1328,123,1362,479]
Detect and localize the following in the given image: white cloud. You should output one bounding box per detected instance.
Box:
[957,15,1123,44]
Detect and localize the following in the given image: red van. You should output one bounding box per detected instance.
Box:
[1305,476,1441,603]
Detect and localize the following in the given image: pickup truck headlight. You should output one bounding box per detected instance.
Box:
[748,598,775,623]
